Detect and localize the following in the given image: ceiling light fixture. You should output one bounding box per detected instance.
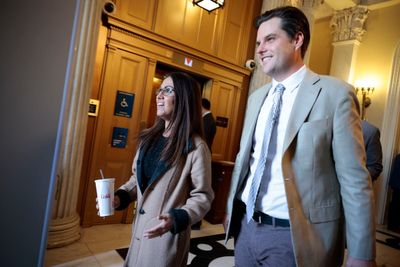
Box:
[193,0,224,12]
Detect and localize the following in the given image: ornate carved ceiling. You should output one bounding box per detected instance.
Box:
[315,0,400,18]
[325,0,400,10]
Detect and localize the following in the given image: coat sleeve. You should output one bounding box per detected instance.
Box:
[181,141,214,225]
[115,151,139,210]
[332,88,376,260]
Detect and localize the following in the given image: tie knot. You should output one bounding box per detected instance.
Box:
[274,84,285,94]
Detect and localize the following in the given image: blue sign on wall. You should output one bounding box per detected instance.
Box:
[114,91,134,118]
[111,127,128,148]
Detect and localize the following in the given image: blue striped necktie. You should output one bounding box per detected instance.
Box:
[246,83,286,222]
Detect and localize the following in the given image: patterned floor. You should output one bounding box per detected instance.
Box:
[115,233,235,267]
[45,223,400,267]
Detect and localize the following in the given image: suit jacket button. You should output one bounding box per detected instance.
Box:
[139,208,145,214]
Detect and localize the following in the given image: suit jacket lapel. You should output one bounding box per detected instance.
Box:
[234,84,272,188]
[283,70,322,152]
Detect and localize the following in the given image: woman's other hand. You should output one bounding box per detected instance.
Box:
[143,214,173,239]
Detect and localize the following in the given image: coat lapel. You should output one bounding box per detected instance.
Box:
[138,137,196,194]
[136,143,170,194]
[283,71,322,152]
[136,146,146,194]
[148,161,168,187]
[137,145,169,194]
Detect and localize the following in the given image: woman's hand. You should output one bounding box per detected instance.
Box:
[113,195,120,209]
[143,214,173,239]
[95,195,120,215]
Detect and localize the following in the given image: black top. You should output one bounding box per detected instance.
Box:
[142,136,167,190]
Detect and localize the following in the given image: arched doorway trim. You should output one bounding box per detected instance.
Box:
[377,40,400,223]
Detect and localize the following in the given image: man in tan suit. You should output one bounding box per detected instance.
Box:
[224,6,376,267]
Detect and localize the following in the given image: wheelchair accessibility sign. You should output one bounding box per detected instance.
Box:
[114,90,134,118]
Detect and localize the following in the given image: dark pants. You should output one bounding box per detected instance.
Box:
[388,188,400,231]
[234,213,296,267]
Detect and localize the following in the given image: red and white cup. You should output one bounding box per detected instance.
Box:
[95,178,115,217]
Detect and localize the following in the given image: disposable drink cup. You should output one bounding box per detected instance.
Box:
[95,178,115,217]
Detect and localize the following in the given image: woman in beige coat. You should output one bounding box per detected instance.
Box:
[113,72,214,267]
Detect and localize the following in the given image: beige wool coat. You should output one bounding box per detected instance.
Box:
[119,135,214,267]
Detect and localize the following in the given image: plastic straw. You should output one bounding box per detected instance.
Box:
[100,169,105,179]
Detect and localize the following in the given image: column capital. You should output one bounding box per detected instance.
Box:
[292,0,324,9]
[330,6,369,43]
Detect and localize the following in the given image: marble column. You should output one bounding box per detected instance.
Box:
[46,0,103,248]
[329,6,369,83]
[249,0,323,94]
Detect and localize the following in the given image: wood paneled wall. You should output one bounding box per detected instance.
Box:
[110,0,260,66]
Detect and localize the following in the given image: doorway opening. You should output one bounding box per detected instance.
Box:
[148,63,211,127]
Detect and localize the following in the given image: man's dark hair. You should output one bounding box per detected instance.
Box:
[202,98,211,110]
[254,6,310,59]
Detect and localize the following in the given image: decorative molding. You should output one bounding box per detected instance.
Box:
[289,0,324,9]
[261,0,323,11]
[331,39,361,47]
[47,214,81,248]
[330,5,369,42]
[106,17,250,76]
[107,26,248,85]
[110,25,147,42]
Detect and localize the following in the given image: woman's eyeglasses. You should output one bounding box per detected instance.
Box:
[155,86,175,96]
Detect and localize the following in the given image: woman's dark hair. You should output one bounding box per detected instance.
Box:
[254,6,310,59]
[139,72,203,167]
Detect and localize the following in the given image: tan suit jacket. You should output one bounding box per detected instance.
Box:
[226,69,376,267]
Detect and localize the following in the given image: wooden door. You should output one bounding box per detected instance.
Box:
[205,160,234,224]
[210,81,236,161]
[81,47,148,226]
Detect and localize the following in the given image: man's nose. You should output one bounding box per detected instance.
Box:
[256,43,264,54]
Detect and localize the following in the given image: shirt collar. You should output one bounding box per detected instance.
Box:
[202,111,211,117]
[272,65,306,93]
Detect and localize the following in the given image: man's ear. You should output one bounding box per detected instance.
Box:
[294,32,304,51]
